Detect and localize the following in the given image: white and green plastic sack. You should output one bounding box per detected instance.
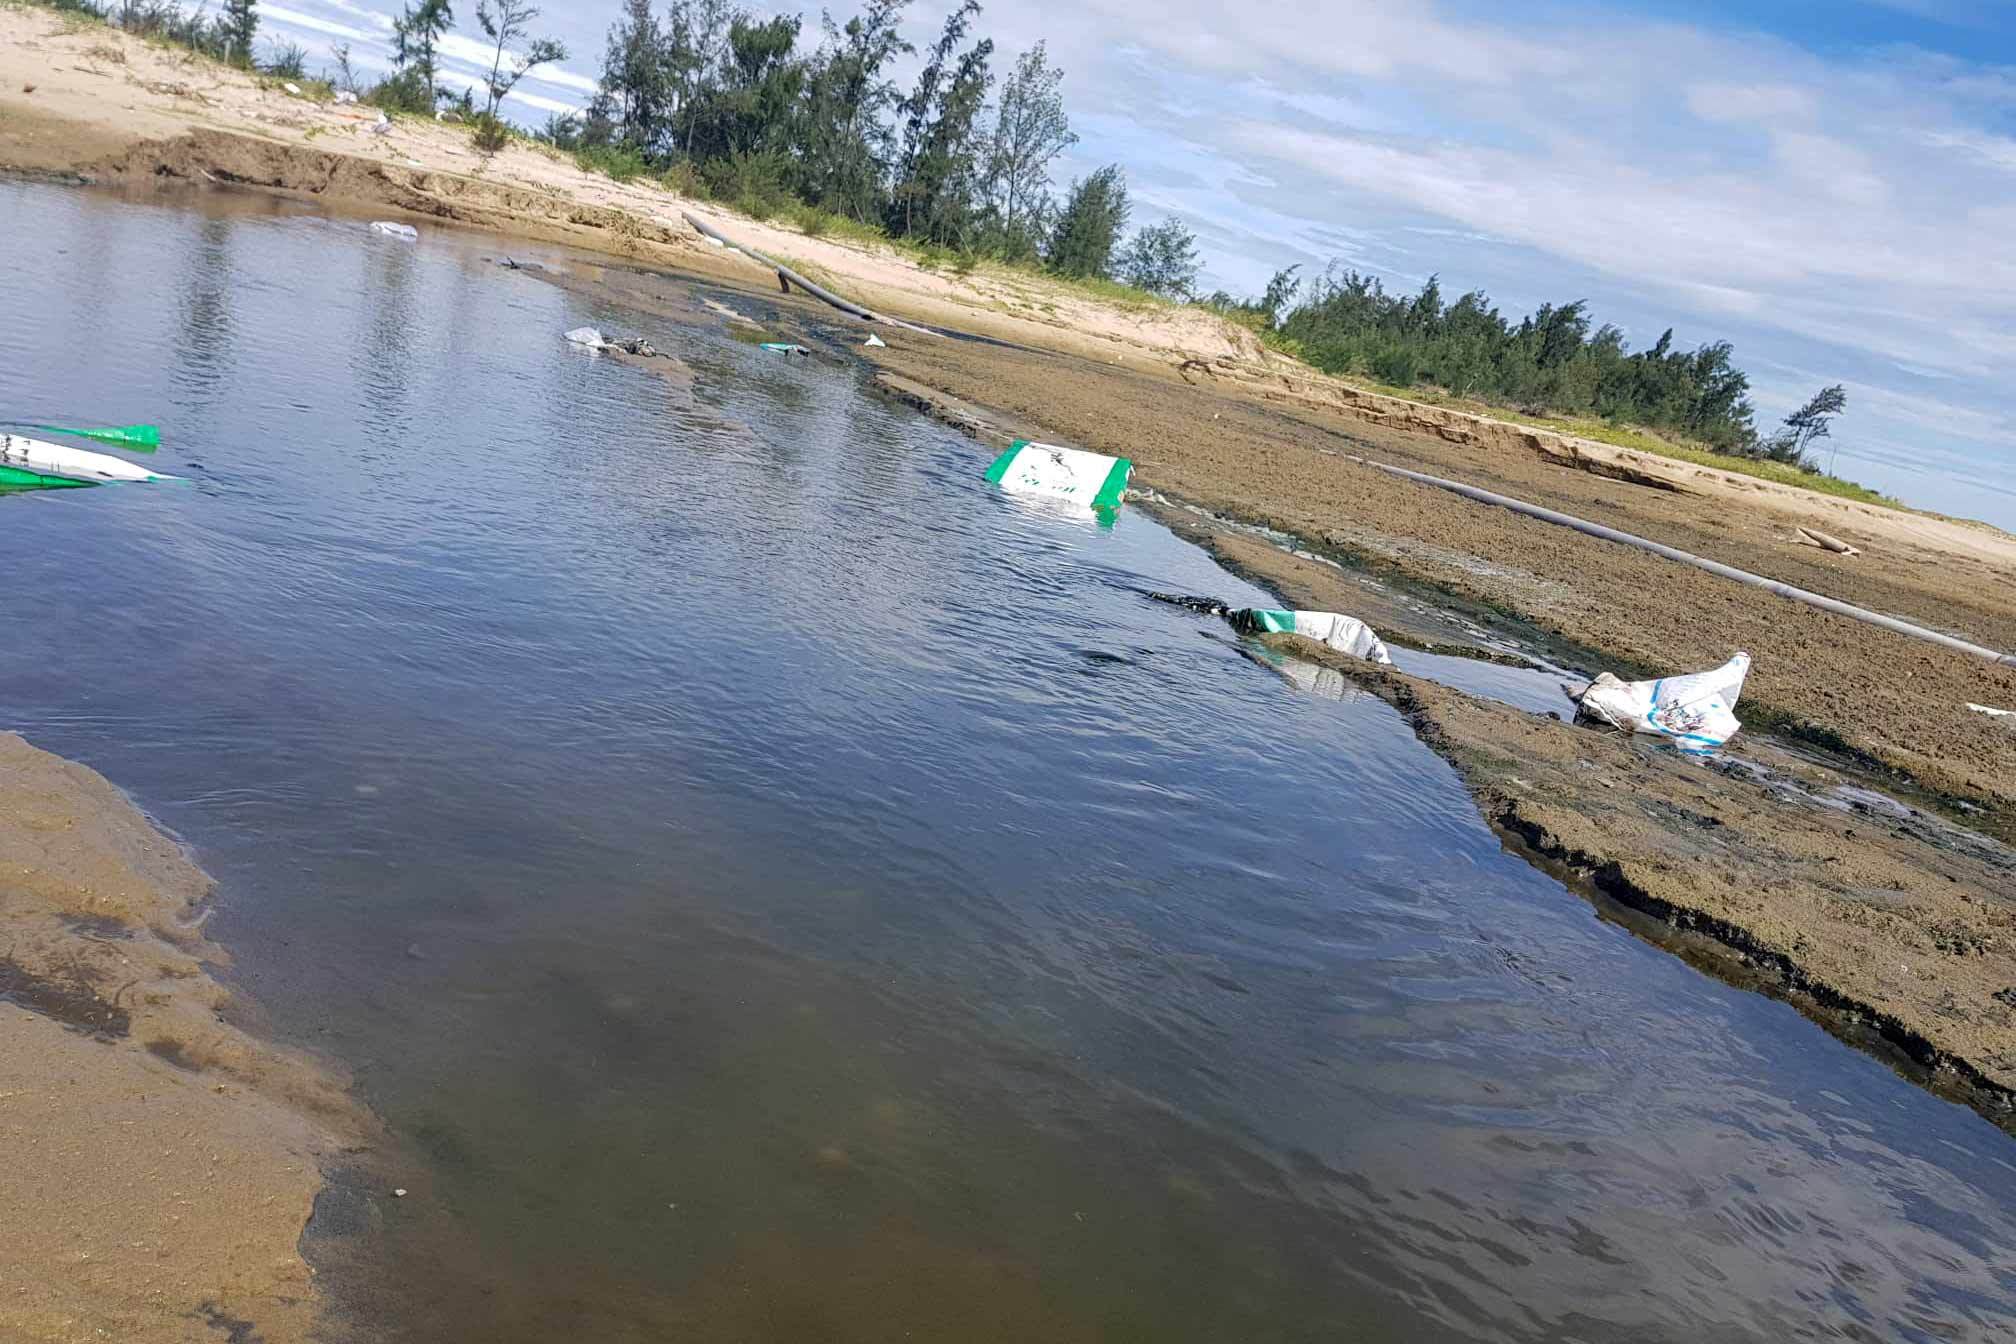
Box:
[1232,609,1393,665]
[1575,652,1750,751]
[983,440,1132,513]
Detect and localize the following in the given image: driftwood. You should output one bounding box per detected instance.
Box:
[1795,526,1861,556]
[683,213,938,337]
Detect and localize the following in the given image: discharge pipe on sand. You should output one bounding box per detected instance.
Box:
[683,213,938,337]
[1346,455,2016,669]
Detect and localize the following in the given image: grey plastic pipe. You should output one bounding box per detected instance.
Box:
[1347,455,2016,668]
[682,213,938,336]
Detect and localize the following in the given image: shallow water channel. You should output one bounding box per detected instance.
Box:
[4,180,2014,1341]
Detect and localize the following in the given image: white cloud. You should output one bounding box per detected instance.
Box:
[259,3,380,44]
[1686,82,1819,125]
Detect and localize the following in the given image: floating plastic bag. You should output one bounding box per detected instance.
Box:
[564,326,607,349]
[983,440,1131,513]
[1575,652,1750,751]
[1231,608,1393,665]
[369,221,419,240]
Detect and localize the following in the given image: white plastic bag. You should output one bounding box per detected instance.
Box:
[1576,652,1750,750]
[1232,609,1393,665]
[564,326,607,349]
[369,221,419,241]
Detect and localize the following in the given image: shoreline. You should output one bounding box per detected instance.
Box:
[0,732,367,1342]
[869,369,2016,1137]
[3,1,2014,1279]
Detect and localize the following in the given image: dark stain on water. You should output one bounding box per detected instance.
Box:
[5,180,2016,1342]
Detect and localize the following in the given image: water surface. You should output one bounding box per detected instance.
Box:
[4,180,2013,1342]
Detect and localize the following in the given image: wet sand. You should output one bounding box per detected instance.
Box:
[0,733,363,1342]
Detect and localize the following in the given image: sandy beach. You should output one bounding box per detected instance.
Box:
[0,733,364,1343]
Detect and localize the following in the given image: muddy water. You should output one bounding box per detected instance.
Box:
[4,179,2014,1342]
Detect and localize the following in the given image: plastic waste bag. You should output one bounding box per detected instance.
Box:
[369,221,419,241]
[1231,608,1393,665]
[760,342,811,355]
[1574,652,1750,751]
[863,333,887,348]
[983,440,1131,514]
[564,326,607,349]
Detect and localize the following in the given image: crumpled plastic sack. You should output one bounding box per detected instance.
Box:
[369,221,419,241]
[1231,608,1393,665]
[564,327,607,348]
[1575,652,1750,751]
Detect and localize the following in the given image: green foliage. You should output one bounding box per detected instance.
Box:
[105,0,232,59]
[703,147,794,218]
[1046,163,1129,280]
[796,0,911,221]
[1117,217,1199,299]
[391,0,453,105]
[475,0,565,120]
[471,111,510,154]
[885,0,992,247]
[219,0,256,65]
[535,111,582,149]
[366,67,435,114]
[1269,267,1770,453]
[262,39,307,80]
[573,142,650,181]
[1750,383,1848,470]
[656,157,708,197]
[975,42,1072,262]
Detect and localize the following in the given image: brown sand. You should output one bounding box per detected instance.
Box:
[0,733,363,1342]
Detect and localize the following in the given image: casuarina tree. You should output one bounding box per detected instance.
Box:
[1045,164,1129,279]
[1118,217,1200,298]
[476,0,567,121]
[981,42,1075,261]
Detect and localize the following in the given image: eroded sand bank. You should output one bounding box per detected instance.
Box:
[0,733,363,1343]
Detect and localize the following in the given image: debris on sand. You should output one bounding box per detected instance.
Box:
[564,327,665,358]
[1796,526,1861,556]
[1571,652,1751,751]
[1149,593,1392,665]
[1230,608,1392,664]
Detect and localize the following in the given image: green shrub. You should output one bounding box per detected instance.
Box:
[702,150,793,220]
[1369,345,1419,387]
[471,113,509,156]
[657,159,707,198]
[573,144,649,183]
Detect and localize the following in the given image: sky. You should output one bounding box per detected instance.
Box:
[256,0,2016,526]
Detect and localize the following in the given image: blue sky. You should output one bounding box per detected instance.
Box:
[257,0,2016,525]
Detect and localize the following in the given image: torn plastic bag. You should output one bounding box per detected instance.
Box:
[564,326,607,349]
[369,221,419,241]
[983,440,1131,514]
[1231,608,1393,665]
[1574,652,1750,751]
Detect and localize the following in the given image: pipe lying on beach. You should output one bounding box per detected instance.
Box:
[1346,455,2016,669]
[682,213,938,337]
